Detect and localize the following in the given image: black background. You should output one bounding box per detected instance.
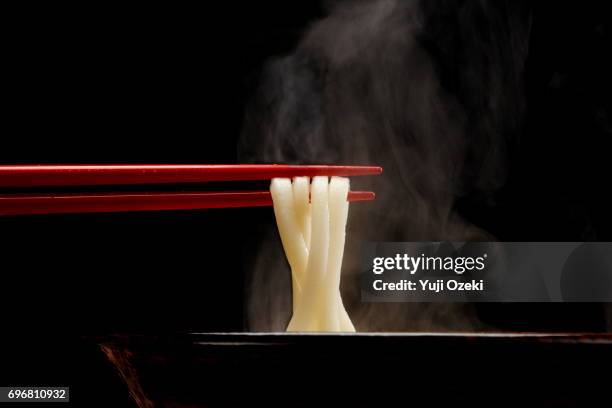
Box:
[0,1,611,406]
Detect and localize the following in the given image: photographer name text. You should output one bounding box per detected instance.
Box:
[373,278,484,292]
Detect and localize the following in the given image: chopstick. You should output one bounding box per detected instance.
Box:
[0,164,381,215]
[0,164,383,187]
[0,190,376,216]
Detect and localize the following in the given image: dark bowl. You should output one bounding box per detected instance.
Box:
[97,332,612,408]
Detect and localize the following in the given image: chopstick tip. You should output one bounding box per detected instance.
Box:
[348,191,376,202]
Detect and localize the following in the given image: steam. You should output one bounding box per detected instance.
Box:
[240,0,531,331]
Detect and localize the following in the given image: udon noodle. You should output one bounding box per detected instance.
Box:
[270,176,355,332]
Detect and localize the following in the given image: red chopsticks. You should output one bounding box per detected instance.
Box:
[0,191,376,216]
[0,164,381,216]
[0,164,382,187]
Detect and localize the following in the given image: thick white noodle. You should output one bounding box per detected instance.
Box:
[270,178,308,311]
[287,176,329,331]
[318,177,346,330]
[326,177,355,332]
[292,177,311,250]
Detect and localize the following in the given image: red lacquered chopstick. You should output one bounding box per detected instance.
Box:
[0,164,383,187]
[0,191,375,216]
